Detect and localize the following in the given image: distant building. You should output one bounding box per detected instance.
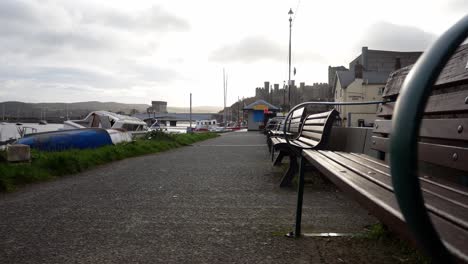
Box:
[254,81,332,111]
[147,101,167,114]
[332,47,422,127]
[133,112,221,127]
[349,47,421,73]
[255,82,271,101]
[243,100,280,131]
[334,70,389,127]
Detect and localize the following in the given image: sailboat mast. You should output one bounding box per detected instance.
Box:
[225,72,228,123]
[223,68,226,127]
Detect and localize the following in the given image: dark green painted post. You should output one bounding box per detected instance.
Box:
[390,15,468,262]
[294,156,305,238]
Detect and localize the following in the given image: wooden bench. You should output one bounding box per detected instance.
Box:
[270,108,337,187]
[266,118,285,151]
[286,17,468,263]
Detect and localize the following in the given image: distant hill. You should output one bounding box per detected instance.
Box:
[0,101,223,121]
[0,101,150,120]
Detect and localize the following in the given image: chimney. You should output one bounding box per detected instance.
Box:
[394,57,402,71]
[354,61,364,79]
[362,46,368,70]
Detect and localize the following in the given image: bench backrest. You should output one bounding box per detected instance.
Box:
[372,44,468,180]
[274,119,285,131]
[286,107,307,137]
[295,109,338,149]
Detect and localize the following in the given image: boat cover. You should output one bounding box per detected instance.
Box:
[17,128,113,151]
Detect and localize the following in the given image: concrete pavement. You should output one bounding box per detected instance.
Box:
[0,131,377,263]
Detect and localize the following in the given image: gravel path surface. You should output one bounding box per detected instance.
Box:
[0,131,377,263]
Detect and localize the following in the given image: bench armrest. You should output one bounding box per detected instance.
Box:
[390,15,468,263]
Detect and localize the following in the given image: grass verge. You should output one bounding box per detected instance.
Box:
[0,131,218,192]
[359,223,429,263]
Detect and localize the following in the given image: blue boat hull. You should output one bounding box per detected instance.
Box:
[17,128,113,151]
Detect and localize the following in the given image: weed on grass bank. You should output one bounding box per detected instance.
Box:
[0,132,218,192]
[359,223,429,263]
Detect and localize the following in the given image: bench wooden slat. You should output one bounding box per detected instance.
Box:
[371,136,468,171]
[297,136,319,147]
[378,89,468,118]
[302,150,468,262]
[320,151,468,229]
[273,138,311,149]
[304,118,327,125]
[300,131,323,141]
[306,112,332,119]
[270,131,292,137]
[348,153,468,198]
[271,138,284,145]
[290,139,313,148]
[290,119,302,126]
[374,119,468,141]
[292,108,305,118]
[301,125,325,133]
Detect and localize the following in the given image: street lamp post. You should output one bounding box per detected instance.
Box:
[288,8,293,111]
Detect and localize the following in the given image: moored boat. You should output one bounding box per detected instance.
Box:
[64,111,148,133]
[16,128,114,151]
[194,119,218,132]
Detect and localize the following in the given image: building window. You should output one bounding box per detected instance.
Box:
[378,87,385,95]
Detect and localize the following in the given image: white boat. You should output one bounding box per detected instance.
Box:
[194,119,218,131]
[64,111,148,133]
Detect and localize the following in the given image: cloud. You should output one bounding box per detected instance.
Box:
[0,61,180,90]
[0,0,190,57]
[0,0,188,103]
[210,36,323,63]
[87,6,190,33]
[210,36,285,62]
[446,0,468,11]
[356,22,436,51]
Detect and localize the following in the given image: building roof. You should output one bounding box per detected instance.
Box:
[349,47,422,73]
[335,70,390,89]
[243,99,280,110]
[335,71,355,88]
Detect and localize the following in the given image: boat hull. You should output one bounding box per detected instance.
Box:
[17,128,113,151]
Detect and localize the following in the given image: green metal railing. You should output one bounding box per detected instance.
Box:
[390,15,468,263]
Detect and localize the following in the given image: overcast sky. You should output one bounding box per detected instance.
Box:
[0,0,465,107]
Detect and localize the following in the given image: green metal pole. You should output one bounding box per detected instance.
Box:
[294,156,305,237]
[390,15,468,262]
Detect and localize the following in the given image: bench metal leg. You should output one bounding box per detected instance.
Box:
[279,155,298,187]
[273,150,285,166]
[294,156,306,237]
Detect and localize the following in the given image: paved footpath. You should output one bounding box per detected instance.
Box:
[0,132,375,264]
